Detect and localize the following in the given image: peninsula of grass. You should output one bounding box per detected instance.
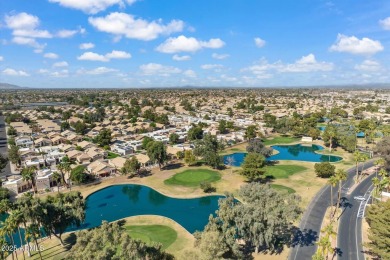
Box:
[270,184,296,194]
[126,225,178,250]
[263,136,300,146]
[265,165,307,179]
[164,169,221,187]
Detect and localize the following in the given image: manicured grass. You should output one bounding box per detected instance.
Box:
[265,165,307,179]
[164,169,221,187]
[125,225,178,250]
[270,184,296,194]
[107,151,120,159]
[263,136,300,146]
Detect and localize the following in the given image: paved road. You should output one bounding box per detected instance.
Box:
[289,160,374,260]
[0,115,11,177]
[338,172,375,260]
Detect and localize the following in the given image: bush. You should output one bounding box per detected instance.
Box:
[314,162,336,178]
[200,182,216,193]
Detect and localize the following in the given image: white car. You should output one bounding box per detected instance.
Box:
[354,196,366,201]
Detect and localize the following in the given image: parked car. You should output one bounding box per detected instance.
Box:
[353,196,366,201]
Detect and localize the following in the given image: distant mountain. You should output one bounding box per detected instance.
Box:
[0,83,29,89]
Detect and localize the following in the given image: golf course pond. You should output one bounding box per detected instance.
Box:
[223,144,343,166]
[71,184,223,234]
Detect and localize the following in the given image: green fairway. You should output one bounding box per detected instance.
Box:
[265,165,307,179]
[263,136,300,146]
[125,225,178,250]
[164,169,221,187]
[270,184,296,194]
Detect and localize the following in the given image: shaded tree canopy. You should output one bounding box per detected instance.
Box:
[365,200,390,259]
[195,183,301,258]
[68,221,174,260]
[246,138,273,157]
[375,137,390,170]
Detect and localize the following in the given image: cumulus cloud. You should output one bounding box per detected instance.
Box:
[242,54,333,75]
[77,50,131,61]
[79,42,95,49]
[329,34,384,55]
[0,56,3,61]
[2,68,29,76]
[56,29,79,38]
[139,63,181,76]
[156,35,225,53]
[53,61,69,67]
[379,17,390,30]
[44,52,59,59]
[201,64,224,70]
[254,37,266,48]
[183,69,196,78]
[5,12,52,39]
[77,67,118,75]
[212,53,229,60]
[172,54,191,61]
[49,0,137,14]
[88,12,184,41]
[51,69,69,77]
[354,60,382,72]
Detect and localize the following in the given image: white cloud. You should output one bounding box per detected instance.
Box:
[78,52,108,62]
[183,69,196,78]
[354,60,382,72]
[2,68,29,76]
[212,53,229,60]
[49,0,137,14]
[51,69,69,77]
[77,67,118,75]
[38,69,49,74]
[77,50,131,61]
[5,12,39,30]
[156,35,225,53]
[88,12,184,41]
[329,34,384,55]
[5,13,52,39]
[57,29,78,38]
[79,42,95,49]
[379,17,390,30]
[254,37,266,48]
[12,37,45,50]
[53,61,69,67]
[242,54,333,75]
[0,56,3,61]
[44,52,59,59]
[172,54,191,61]
[201,64,224,70]
[140,63,181,76]
[105,50,131,59]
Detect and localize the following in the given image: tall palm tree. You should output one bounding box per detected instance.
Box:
[8,210,26,260]
[2,217,19,260]
[57,162,71,188]
[326,125,336,152]
[21,166,38,193]
[353,151,363,183]
[328,176,338,220]
[335,169,347,218]
[372,177,381,203]
[359,153,369,182]
[52,171,62,193]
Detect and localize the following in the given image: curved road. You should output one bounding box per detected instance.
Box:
[289,160,374,260]
[337,172,374,260]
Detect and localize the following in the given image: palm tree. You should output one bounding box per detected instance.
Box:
[57,161,71,188]
[52,171,62,193]
[326,125,336,152]
[9,210,26,260]
[328,176,338,220]
[2,217,19,260]
[358,153,369,182]
[335,169,347,218]
[21,166,38,193]
[372,177,381,203]
[353,151,363,183]
[321,223,337,260]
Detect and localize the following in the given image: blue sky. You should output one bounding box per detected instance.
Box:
[1,0,390,88]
